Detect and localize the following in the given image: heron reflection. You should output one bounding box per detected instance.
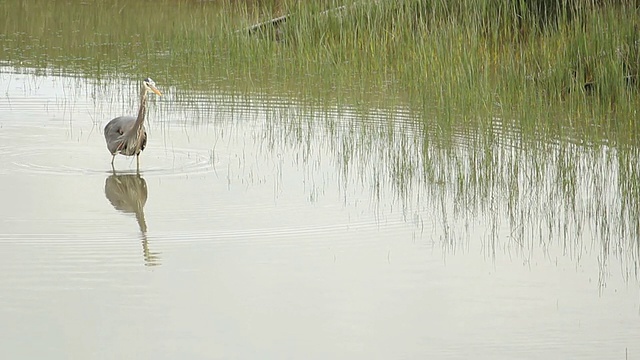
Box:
[104,171,161,266]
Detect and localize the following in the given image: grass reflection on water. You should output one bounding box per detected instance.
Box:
[250,97,640,285]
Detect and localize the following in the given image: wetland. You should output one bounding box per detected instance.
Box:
[1,0,639,359]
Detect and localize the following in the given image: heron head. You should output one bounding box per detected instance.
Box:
[143,78,162,96]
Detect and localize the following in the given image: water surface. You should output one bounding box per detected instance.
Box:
[0,68,639,359]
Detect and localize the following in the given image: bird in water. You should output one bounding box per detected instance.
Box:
[104,78,162,171]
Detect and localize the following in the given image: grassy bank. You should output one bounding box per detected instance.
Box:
[259,0,640,139]
[1,0,639,136]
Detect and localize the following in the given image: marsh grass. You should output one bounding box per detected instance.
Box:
[2,0,640,279]
[2,0,638,126]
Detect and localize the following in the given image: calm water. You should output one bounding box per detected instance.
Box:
[0,67,639,359]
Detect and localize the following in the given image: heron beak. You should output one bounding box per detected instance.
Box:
[150,86,162,96]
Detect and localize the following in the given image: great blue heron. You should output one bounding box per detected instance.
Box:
[104,78,162,170]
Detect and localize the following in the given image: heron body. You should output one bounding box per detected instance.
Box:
[104,116,148,156]
[104,78,162,170]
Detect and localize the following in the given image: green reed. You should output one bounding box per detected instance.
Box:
[2,0,638,127]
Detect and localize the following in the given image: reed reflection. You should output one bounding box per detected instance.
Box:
[104,171,161,266]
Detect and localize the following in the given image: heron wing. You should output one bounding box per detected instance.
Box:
[104,116,146,155]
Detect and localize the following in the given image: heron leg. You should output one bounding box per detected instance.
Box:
[136,154,140,172]
[111,154,116,166]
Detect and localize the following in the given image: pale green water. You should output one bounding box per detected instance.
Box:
[1,0,640,358]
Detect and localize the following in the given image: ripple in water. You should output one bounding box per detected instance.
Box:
[1,140,218,177]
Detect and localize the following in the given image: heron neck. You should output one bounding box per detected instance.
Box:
[132,85,148,133]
